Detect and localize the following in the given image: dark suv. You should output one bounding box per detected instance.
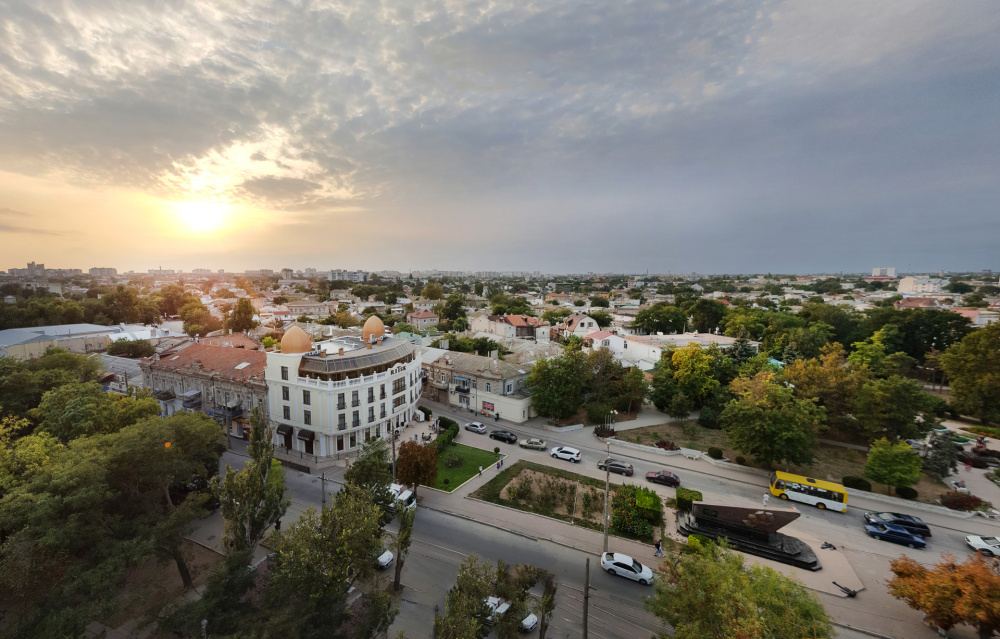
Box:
[597,459,634,476]
[489,430,517,444]
[863,512,932,538]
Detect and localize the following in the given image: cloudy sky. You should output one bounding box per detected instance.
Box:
[1,0,998,274]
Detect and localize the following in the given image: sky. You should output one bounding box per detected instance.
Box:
[1,0,998,275]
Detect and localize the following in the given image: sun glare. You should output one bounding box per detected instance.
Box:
[170,201,230,233]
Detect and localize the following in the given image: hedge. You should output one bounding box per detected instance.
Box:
[941,491,988,512]
[842,476,872,492]
[676,487,703,512]
[895,486,918,500]
[707,447,723,460]
[418,406,433,419]
[635,486,664,524]
[963,425,1000,438]
[434,417,460,449]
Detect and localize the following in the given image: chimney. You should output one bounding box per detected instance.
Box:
[338,347,344,356]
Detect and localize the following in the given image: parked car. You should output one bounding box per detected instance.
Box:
[489,429,517,444]
[966,535,1000,557]
[550,446,582,463]
[863,512,932,538]
[864,522,927,549]
[375,547,394,569]
[519,612,538,632]
[388,486,416,515]
[597,459,634,476]
[600,552,654,585]
[483,596,536,631]
[519,437,547,450]
[646,470,681,487]
[958,450,1000,468]
[465,422,488,434]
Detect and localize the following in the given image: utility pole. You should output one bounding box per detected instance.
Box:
[583,557,591,639]
[602,440,611,553]
[320,471,326,508]
[391,426,398,480]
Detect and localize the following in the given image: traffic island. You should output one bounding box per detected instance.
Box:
[676,502,822,571]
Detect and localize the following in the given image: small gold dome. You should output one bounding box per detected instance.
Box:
[362,315,386,343]
[280,326,312,354]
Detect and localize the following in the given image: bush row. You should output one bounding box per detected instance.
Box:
[675,487,703,512]
[434,417,460,449]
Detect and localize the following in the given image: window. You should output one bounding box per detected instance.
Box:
[303,390,310,405]
[282,386,289,401]
[352,390,360,407]
[393,378,406,394]
[337,393,345,410]
[283,405,290,420]
[393,396,405,410]
[380,384,386,399]
[380,405,386,419]
[486,383,491,393]
[352,410,360,427]
[338,415,346,430]
[368,407,375,422]
[349,432,356,448]
[368,388,374,403]
[281,366,289,381]
[472,379,477,389]
[304,410,311,425]
[506,383,513,394]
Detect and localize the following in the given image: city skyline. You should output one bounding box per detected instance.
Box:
[1,2,998,273]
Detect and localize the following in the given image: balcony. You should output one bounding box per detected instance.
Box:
[352,420,361,428]
[455,386,470,395]
[337,402,346,410]
[352,400,360,408]
[338,422,347,431]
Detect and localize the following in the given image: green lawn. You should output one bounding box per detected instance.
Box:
[431,443,501,491]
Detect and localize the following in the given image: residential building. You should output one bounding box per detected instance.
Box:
[422,348,533,423]
[139,343,268,438]
[897,277,947,294]
[554,313,599,340]
[894,297,942,310]
[287,299,333,318]
[587,331,759,372]
[0,324,184,360]
[407,309,440,330]
[89,267,118,277]
[468,314,550,342]
[950,307,999,328]
[265,318,423,471]
[872,267,897,278]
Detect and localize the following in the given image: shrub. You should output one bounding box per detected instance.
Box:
[941,491,988,511]
[688,533,712,547]
[965,425,1000,438]
[895,486,918,500]
[566,495,576,515]
[698,406,720,429]
[418,405,433,419]
[594,425,617,438]
[675,487,703,512]
[922,395,948,418]
[443,452,463,469]
[610,484,655,539]
[585,401,613,425]
[494,446,500,454]
[509,475,533,502]
[707,447,723,460]
[443,478,450,488]
[681,421,698,439]
[434,418,460,449]
[582,490,593,514]
[735,456,746,465]
[842,476,872,491]
[635,486,664,524]
[655,439,680,451]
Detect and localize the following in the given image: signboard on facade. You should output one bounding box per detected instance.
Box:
[482,401,495,411]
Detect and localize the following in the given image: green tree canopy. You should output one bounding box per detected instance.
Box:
[226,297,258,333]
[941,323,1000,424]
[864,437,923,494]
[854,376,933,442]
[526,350,591,419]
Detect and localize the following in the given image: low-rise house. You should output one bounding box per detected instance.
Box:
[894,297,942,310]
[287,299,334,318]
[554,313,600,340]
[468,314,550,342]
[897,277,948,295]
[587,331,759,372]
[950,307,1000,328]
[421,349,534,423]
[407,309,440,330]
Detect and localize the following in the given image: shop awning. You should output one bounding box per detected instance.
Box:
[453,375,469,382]
[296,429,315,442]
[276,424,293,436]
[180,389,201,399]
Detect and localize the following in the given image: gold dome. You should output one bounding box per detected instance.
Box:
[362,315,386,343]
[280,326,312,354]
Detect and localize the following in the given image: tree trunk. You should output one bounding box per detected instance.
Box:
[393,555,404,591]
[171,546,194,589]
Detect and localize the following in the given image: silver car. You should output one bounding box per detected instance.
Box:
[465,421,488,434]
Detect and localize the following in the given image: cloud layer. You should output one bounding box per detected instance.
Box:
[1,0,998,272]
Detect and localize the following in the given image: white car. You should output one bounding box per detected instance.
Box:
[550,446,582,463]
[484,596,536,631]
[601,551,654,585]
[465,422,488,434]
[520,612,538,632]
[375,548,394,569]
[966,535,1000,557]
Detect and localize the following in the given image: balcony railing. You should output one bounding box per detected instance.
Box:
[352,400,360,407]
[337,403,346,410]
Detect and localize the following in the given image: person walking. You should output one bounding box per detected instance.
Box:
[500,457,503,468]
[496,461,501,470]
[654,540,663,557]
[762,493,770,507]
[478,465,483,477]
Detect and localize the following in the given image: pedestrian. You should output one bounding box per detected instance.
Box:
[478,465,483,476]
[500,457,503,468]
[762,493,770,507]
[654,540,662,557]
[496,461,501,470]
[966,461,973,472]
[495,412,499,422]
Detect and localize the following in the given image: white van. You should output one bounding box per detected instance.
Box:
[387,484,415,515]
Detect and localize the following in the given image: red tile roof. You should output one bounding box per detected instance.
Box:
[408,310,439,319]
[149,343,267,379]
[198,333,261,349]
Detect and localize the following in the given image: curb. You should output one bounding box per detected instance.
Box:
[420,504,538,541]
[542,423,584,432]
[831,621,894,639]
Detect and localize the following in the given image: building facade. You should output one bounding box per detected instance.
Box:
[897,277,947,294]
[407,309,440,330]
[422,349,533,423]
[265,317,423,471]
[468,314,550,342]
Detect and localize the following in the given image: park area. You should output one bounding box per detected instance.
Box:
[471,460,664,541]
[430,443,500,491]
[617,420,953,505]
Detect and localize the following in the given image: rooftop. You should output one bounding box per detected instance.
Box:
[146,343,267,379]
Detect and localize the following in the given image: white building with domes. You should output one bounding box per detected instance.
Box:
[265,317,423,470]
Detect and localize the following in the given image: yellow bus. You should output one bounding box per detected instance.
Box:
[769,471,848,512]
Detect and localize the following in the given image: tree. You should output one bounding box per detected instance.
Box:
[922,432,959,479]
[644,538,832,639]
[864,437,923,494]
[393,322,418,334]
[33,381,160,443]
[634,303,685,335]
[212,407,289,557]
[526,350,591,419]
[721,372,825,469]
[589,310,613,328]
[726,333,757,365]
[435,554,496,639]
[941,323,1000,424]
[227,297,258,333]
[392,499,415,591]
[854,376,932,442]
[590,296,610,308]
[396,440,438,502]
[650,352,678,412]
[618,367,648,413]
[344,438,394,523]
[783,343,866,436]
[888,553,1000,639]
[440,291,468,322]
[686,299,727,333]
[474,281,484,296]
[670,344,720,408]
[106,338,155,358]
[422,282,444,300]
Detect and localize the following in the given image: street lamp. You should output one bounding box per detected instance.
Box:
[601,410,617,553]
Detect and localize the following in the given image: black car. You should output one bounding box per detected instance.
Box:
[489,430,517,444]
[597,459,634,476]
[863,512,932,538]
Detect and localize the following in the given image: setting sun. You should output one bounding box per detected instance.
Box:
[170,201,231,233]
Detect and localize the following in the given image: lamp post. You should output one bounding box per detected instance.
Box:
[601,410,616,553]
